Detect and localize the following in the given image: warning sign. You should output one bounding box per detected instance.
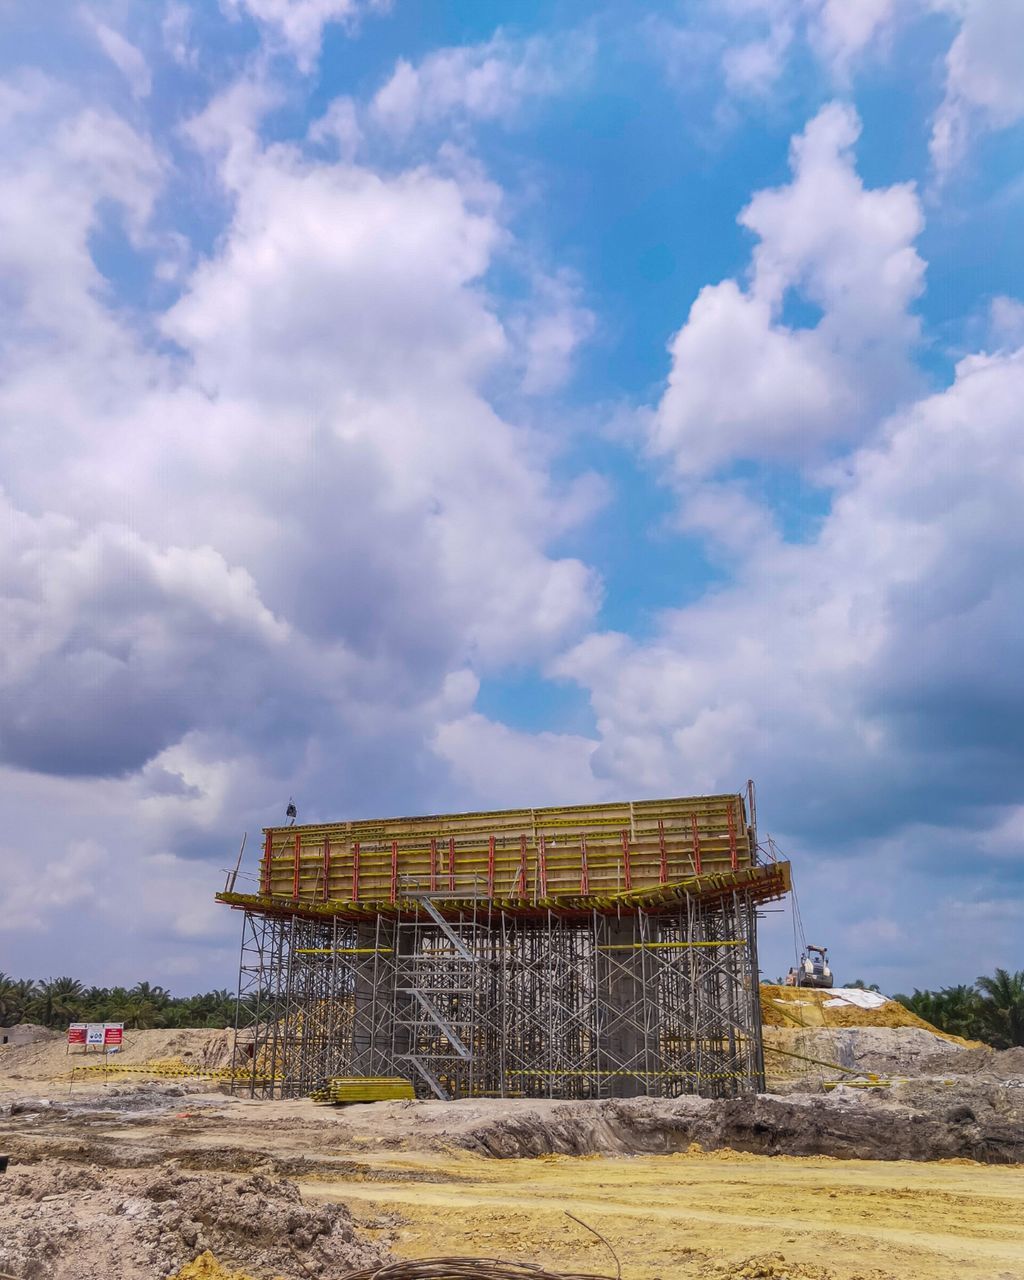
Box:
[67,1022,125,1051]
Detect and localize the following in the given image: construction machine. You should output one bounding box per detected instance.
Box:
[785,944,834,988]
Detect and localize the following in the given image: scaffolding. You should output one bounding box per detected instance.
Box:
[222,792,789,1100]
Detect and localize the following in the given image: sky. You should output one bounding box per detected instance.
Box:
[1,0,1023,996]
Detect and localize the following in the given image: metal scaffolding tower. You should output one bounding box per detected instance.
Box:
[222,792,789,1100]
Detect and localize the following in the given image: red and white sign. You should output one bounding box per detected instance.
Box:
[67,1022,124,1050]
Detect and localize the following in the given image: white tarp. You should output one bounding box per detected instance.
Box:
[823,988,888,1010]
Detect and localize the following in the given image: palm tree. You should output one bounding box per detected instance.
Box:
[895,984,982,1040]
[120,997,159,1030]
[0,974,28,1025]
[130,981,170,1009]
[81,986,112,1019]
[30,977,85,1028]
[975,969,1024,1049]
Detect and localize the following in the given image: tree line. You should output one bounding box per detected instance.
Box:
[0,975,235,1031]
[4,967,1022,1045]
[892,969,1024,1049]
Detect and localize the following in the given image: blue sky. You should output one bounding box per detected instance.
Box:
[1,0,1023,995]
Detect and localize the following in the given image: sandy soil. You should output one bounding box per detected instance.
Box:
[2,1083,1024,1280]
[300,1145,1024,1280]
[0,1028,234,1094]
[3,1025,1024,1280]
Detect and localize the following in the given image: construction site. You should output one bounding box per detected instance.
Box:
[219,792,787,1103]
[1,791,1023,1280]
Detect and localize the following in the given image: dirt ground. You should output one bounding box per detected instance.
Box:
[2,1081,1024,1280]
[2,1025,1024,1280]
[301,1145,1024,1280]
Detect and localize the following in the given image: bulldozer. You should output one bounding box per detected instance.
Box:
[785,944,834,988]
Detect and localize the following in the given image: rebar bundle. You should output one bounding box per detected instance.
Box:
[339,1262,617,1280]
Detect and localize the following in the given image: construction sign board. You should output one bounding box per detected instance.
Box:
[67,1023,124,1051]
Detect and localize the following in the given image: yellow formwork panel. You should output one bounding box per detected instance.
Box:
[233,792,764,913]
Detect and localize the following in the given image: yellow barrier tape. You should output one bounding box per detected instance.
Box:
[506,1069,749,1079]
[69,1063,283,1081]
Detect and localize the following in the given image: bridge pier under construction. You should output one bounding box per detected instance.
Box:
[219,792,790,1101]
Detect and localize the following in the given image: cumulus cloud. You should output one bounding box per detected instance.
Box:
[0,70,600,818]
[0,50,608,977]
[805,0,898,79]
[544,343,1024,979]
[650,103,924,475]
[930,0,1024,174]
[675,1,1024,176]
[989,295,1024,350]
[433,714,600,808]
[222,0,382,72]
[433,344,1010,982]
[308,95,361,159]
[656,0,901,108]
[369,31,591,138]
[513,269,596,395]
[0,501,289,777]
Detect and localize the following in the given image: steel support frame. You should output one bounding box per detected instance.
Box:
[231,892,764,1099]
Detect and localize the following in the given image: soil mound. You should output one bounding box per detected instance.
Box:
[445,1092,1024,1164]
[0,1023,61,1048]
[918,1043,1024,1077]
[0,1159,387,1280]
[0,1027,234,1087]
[760,984,983,1047]
[763,1025,960,1084]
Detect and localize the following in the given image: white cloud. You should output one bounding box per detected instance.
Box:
[567,342,1024,845]
[308,95,361,159]
[989,295,1024,349]
[514,269,596,395]
[519,340,1024,983]
[806,0,897,79]
[162,2,197,68]
[86,16,152,98]
[3,838,105,934]
[3,2,1020,1001]
[722,17,794,99]
[650,103,924,475]
[433,714,601,808]
[369,31,591,138]
[0,497,290,777]
[930,0,1024,174]
[655,0,901,109]
[223,0,383,73]
[0,67,602,974]
[0,82,162,353]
